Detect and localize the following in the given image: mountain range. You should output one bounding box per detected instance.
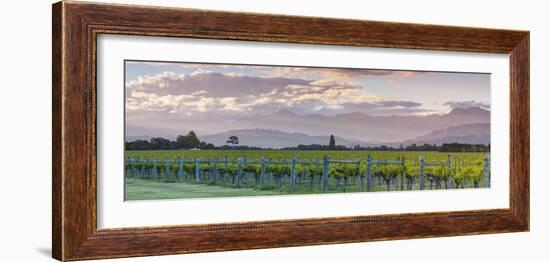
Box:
[201,129,370,148]
[126,107,490,148]
[388,122,490,147]
[199,123,490,149]
[232,107,489,142]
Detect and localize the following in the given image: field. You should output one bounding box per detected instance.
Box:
[125,150,490,201]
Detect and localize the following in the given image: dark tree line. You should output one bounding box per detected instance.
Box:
[126,131,490,153]
[125,131,215,151]
[349,143,489,152]
[282,144,349,151]
[285,135,489,152]
[439,143,490,152]
[285,142,489,152]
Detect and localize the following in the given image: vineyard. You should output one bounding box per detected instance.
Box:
[125,150,490,200]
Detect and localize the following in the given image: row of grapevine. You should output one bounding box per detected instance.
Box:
[125,154,490,193]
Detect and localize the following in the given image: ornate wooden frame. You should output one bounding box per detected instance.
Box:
[52,1,530,261]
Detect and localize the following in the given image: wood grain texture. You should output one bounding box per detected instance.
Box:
[509,35,530,227]
[52,1,530,261]
[52,2,63,260]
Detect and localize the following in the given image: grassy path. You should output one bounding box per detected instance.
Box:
[125,176,478,201]
[125,178,283,200]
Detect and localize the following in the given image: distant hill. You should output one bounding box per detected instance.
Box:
[233,107,490,142]
[125,135,154,142]
[126,107,491,147]
[201,129,370,149]
[392,123,490,146]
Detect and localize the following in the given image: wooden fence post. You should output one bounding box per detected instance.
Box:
[178,159,183,179]
[458,158,465,187]
[194,159,200,183]
[448,154,453,189]
[365,155,372,192]
[165,159,170,178]
[130,158,135,177]
[400,157,405,191]
[357,157,362,192]
[419,156,425,190]
[322,155,329,193]
[213,159,218,184]
[483,154,490,187]
[366,155,372,192]
[152,159,158,177]
[244,158,249,184]
[260,157,266,185]
[141,159,146,177]
[290,157,297,191]
[237,157,243,187]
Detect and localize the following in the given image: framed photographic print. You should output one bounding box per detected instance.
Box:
[52,1,529,261]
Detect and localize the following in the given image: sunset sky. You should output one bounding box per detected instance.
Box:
[125,60,490,138]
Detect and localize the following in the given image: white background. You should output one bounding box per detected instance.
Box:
[0,0,546,261]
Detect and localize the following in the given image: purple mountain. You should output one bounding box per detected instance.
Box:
[233,107,490,143]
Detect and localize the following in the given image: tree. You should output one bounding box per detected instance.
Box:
[149,137,173,150]
[186,131,201,148]
[176,131,201,149]
[329,135,336,150]
[199,141,215,150]
[226,135,239,150]
[125,139,151,150]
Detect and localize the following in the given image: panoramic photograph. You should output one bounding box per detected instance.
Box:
[124,60,491,200]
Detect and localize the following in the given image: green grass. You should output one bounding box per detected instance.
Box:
[125,177,283,200]
[124,150,487,201]
[125,174,479,201]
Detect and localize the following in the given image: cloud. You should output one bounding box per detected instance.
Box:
[267,67,427,81]
[126,71,308,98]
[124,66,441,138]
[444,100,490,109]
[125,69,430,120]
[376,100,422,108]
[126,71,338,113]
[312,100,428,116]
